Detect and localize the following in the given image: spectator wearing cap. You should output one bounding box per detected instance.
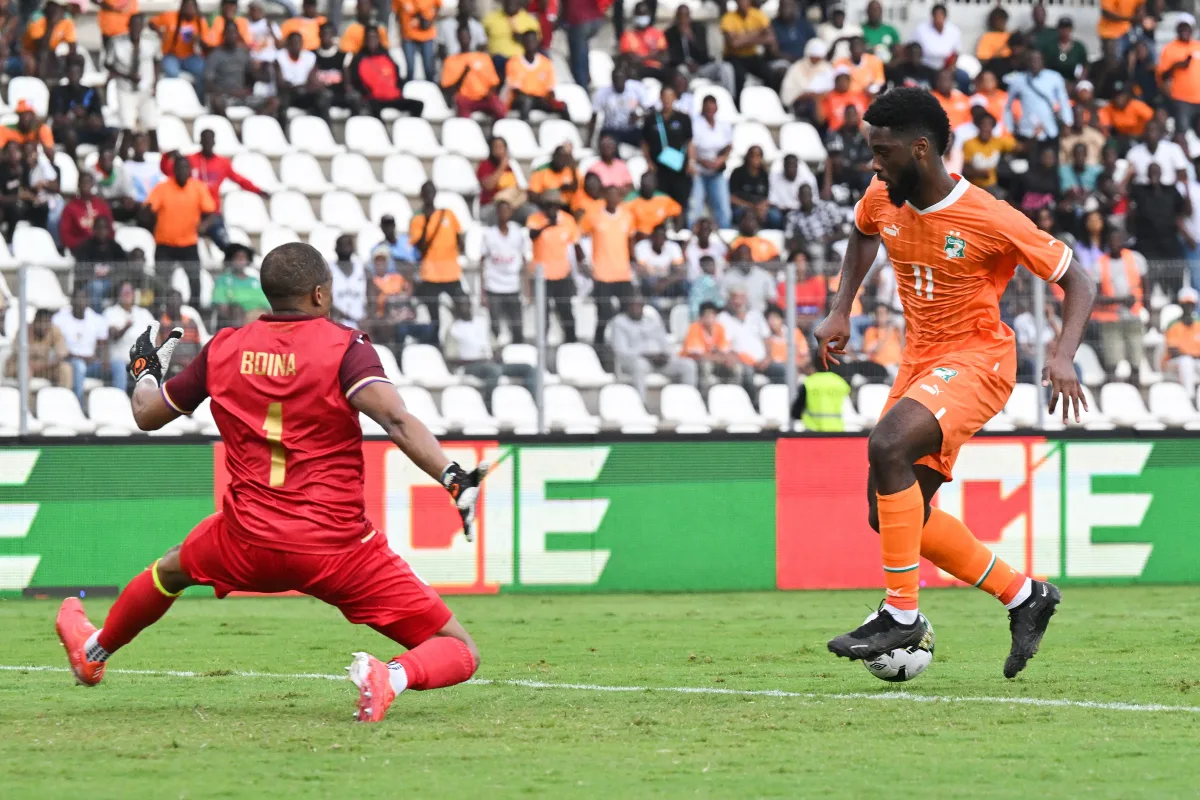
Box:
[22,1,77,78]
[667,4,736,96]
[1158,14,1200,135]
[527,191,582,343]
[143,155,216,306]
[1101,81,1154,143]
[1005,49,1072,144]
[817,4,862,60]
[394,0,438,81]
[720,0,784,99]
[0,100,54,157]
[612,294,698,400]
[1098,0,1144,58]
[821,66,869,132]
[441,26,505,121]
[976,7,1011,64]
[151,0,209,96]
[823,104,872,204]
[349,26,424,119]
[1164,287,1200,397]
[105,13,160,148]
[212,244,268,328]
[961,112,1015,197]
[884,41,936,91]
[279,0,325,50]
[410,181,466,341]
[834,36,884,97]
[1038,16,1088,82]
[588,62,650,149]
[376,213,420,272]
[60,171,113,254]
[506,30,568,121]
[52,285,111,402]
[912,4,967,91]
[780,38,833,118]
[49,57,109,155]
[1071,79,1104,132]
[1091,229,1147,376]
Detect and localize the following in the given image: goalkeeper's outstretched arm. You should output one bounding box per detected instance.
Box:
[129,326,185,431]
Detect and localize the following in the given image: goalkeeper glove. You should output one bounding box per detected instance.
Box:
[441,462,490,543]
[129,326,184,386]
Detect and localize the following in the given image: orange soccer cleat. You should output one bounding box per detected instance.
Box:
[55,597,106,686]
[347,652,397,723]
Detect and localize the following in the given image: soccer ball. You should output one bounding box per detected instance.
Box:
[862,613,935,682]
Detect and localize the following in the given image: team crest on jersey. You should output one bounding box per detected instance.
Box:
[932,367,958,383]
[943,233,966,259]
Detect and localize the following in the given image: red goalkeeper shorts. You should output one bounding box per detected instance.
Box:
[180,513,451,648]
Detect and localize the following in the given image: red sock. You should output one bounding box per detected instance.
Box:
[393,637,477,691]
[96,563,180,654]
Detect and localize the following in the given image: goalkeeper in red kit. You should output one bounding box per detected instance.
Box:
[55,243,488,724]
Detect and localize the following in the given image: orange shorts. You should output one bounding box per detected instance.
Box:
[880,347,1016,480]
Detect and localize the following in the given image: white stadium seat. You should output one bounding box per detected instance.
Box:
[492,119,544,161]
[54,151,78,195]
[155,77,205,119]
[554,342,614,388]
[1160,303,1183,330]
[289,116,346,156]
[491,385,539,433]
[780,121,827,165]
[758,383,790,429]
[241,115,292,157]
[401,343,458,389]
[441,117,490,160]
[440,385,500,434]
[269,190,319,234]
[431,154,481,195]
[554,83,594,126]
[257,226,299,256]
[356,226,385,259]
[738,85,792,126]
[369,191,413,227]
[306,225,341,260]
[732,121,780,162]
[659,384,714,432]
[113,226,157,263]
[588,51,614,88]
[344,115,395,158]
[855,383,890,427]
[1100,382,1164,429]
[397,386,448,434]
[280,152,334,195]
[598,383,659,432]
[382,154,429,196]
[37,387,96,434]
[223,190,272,234]
[434,191,473,225]
[391,117,445,158]
[0,386,42,432]
[544,385,600,433]
[1074,343,1107,387]
[155,115,192,153]
[1148,382,1199,427]
[87,387,138,431]
[23,265,70,309]
[320,190,370,233]
[538,118,587,157]
[193,114,243,155]
[372,343,408,385]
[626,155,649,187]
[8,76,50,116]
[401,80,452,122]
[229,152,281,193]
[13,227,70,270]
[707,384,765,432]
[957,54,982,79]
[0,232,16,269]
[700,84,741,123]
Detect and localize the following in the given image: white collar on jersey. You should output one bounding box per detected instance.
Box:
[905,175,969,215]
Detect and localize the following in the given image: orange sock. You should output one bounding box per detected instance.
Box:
[920,508,1028,604]
[877,483,925,612]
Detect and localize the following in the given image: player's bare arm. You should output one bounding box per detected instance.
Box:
[1044,256,1097,423]
[814,226,881,366]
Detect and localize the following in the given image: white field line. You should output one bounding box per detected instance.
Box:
[3,664,1199,714]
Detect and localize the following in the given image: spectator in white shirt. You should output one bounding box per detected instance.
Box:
[121,132,165,204]
[588,63,651,148]
[634,224,688,304]
[689,93,733,228]
[610,295,698,399]
[684,216,728,281]
[443,297,535,401]
[913,4,968,90]
[275,32,330,120]
[53,285,112,403]
[103,281,156,393]
[721,245,777,313]
[481,199,529,343]
[247,2,282,64]
[817,4,863,60]
[717,288,769,386]
[1123,119,1190,187]
[769,154,819,218]
[105,13,159,153]
[437,0,487,59]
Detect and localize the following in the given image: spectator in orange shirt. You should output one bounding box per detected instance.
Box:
[151,0,209,95]
[528,190,583,342]
[1102,81,1154,140]
[98,0,139,43]
[0,100,56,158]
[528,145,581,210]
[1158,15,1200,136]
[505,30,568,121]
[834,37,884,96]
[764,303,810,381]
[625,172,683,238]
[143,156,216,307]
[580,185,637,346]
[279,0,325,51]
[730,211,783,268]
[204,0,252,48]
[409,181,466,340]
[819,67,868,132]
[1164,286,1200,396]
[441,26,506,119]
[970,70,1014,136]
[158,289,203,376]
[340,0,388,53]
[932,68,972,129]
[620,2,668,79]
[862,304,903,370]
[682,301,744,386]
[395,0,439,81]
[23,1,77,78]
[573,171,606,220]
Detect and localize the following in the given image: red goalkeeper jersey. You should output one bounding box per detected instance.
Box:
[162,313,389,554]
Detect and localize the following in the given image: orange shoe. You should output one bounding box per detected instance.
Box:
[55,597,105,687]
[347,652,396,723]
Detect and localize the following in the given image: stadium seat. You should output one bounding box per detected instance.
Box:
[269,191,319,234]
[41,426,79,437]
[855,383,889,426]
[0,233,15,270]
[659,383,715,432]
[155,115,192,153]
[492,119,544,161]
[193,114,244,156]
[0,386,42,432]
[440,385,500,434]
[306,225,340,259]
[758,228,785,256]
[22,264,69,309]
[223,190,271,234]
[732,121,780,162]
[589,50,614,88]
[707,384,765,432]
[1160,303,1183,330]
[400,80,452,121]
[155,77,205,119]
[372,343,409,385]
[382,153,428,196]
[700,84,740,123]
[441,117,490,160]
[355,226,384,258]
[8,76,49,116]
[957,54,982,79]
[397,386,448,434]
[841,396,865,431]
[368,191,413,226]
[344,115,395,158]
[13,227,70,270]
[191,397,218,435]
[87,387,138,431]
[538,118,588,157]
[1074,343,1106,387]
[758,383,790,429]
[554,83,594,126]
[240,115,292,157]
[401,343,458,389]
[171,265,215,308]
[780,121,827,165]
[1100,382,1164,429]
[491,384,540,433]
[391,117,445,158]
[502,343,559,384]
[554,342,614,388]
[1004,383,1043,428]
[289,116,346,156]
[149,415,197,436]
[37,387,96,434]
[111,226,155,265]
[738,85,792,127]
[434,191,473,225]
[1148,382,1199,427]
[54,151,78,195]
[627,155,648,187]
[431,154,481,195]
[280,152,334,195]
[229,152,281,193]
[598,383,659,432]
[544,384,601,433]
[666,303,691,343]
[320,190,370,233]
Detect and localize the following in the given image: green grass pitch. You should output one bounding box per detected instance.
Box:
[3,586,1200,798]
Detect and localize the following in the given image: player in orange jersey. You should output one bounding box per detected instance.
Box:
[816,88,1096,677]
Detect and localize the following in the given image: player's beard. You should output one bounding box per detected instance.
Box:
[883,160,921,207]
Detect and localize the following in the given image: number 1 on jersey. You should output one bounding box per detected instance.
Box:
[263,402,286,487]
[912,265,935,300]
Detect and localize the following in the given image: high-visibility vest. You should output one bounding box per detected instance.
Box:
[1092,250,1143,323]
[801,371,851,432]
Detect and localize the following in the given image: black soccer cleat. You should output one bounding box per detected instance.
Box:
[1004,580,1062,679]
[827,606,927,661]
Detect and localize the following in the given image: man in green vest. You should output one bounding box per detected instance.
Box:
[791,362,851,431]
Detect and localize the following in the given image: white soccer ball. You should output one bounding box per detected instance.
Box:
[862,612,935,682]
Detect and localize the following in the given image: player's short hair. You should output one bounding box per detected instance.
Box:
[261,242,332,305]
[863,87,951,156]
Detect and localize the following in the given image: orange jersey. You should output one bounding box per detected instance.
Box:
[854,176,1071,363]
[506,53,556,97]
[1165,320,1200,360]
[833,54,885,94]
[624,192,681,235]
[933,89,973,129]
